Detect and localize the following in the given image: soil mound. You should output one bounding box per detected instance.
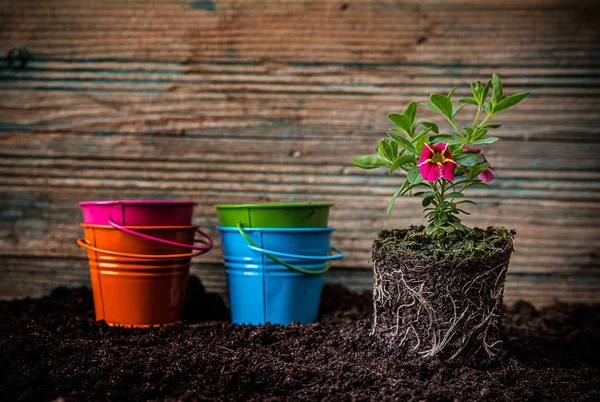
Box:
[1,277,598,401]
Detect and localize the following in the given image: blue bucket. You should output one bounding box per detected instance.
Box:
[218,224,344,325]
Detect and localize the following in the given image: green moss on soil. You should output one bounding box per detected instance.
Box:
[377,225,515,262]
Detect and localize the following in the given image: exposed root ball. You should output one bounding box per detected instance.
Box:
[371,226,515,361]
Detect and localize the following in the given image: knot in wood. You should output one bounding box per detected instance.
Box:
[7,47,32,69]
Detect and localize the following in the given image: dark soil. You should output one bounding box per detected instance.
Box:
[371,227,514,361]
[1,276,599,402]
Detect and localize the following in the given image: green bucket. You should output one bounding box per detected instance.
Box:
[214,202,333,228]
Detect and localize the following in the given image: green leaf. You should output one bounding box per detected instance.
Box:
[452,104,466,119]
[466,181,492,188]
[402,102,417,125]
[388,132,416,154]
[459,98,479,106]
[448,87,456,98]
[422,196,433,207]
[422,101,443,115]
[414,191,436,197]
[484,102,493,114]
[388,113,412,134]
[483,124,502,129]
[441,225,455,233]
[454,166,467,177]
[378,139,396,161]
[429,134,456,145]
[407,166,423,184]
[415,135,429,154]
[449,221,467,231]
[468,163,490,178]
[390,155,415,173]
[413,121,439,134]
[481,80,492,103]
[471,136,499,145]
[430,94,453,118]
[464,127,474,136]
[387,139,398,155]
[447,192,464,198]
[492,74,503,105]
[387,185,405,215]
[402,182,428,195]
[454,153,484,166]
[493,92,531,113]
[470,82,479,103]
[412,128,431,146]
[445,139,465,147]
[352,155,390,169]
[472,128,488,140]
[456,200,478,205]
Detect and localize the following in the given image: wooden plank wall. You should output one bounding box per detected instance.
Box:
[1,0,599,306]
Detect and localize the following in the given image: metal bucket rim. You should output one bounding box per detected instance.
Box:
[81,223,200,230]
[89,256,193,263]
[214,202,333,210]
[217,226,335,233]
[89,262,191,270]
[80,200,197,206]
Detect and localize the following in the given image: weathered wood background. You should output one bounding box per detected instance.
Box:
[1,0,599,306]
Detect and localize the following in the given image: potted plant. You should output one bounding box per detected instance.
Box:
[352,75,530,361]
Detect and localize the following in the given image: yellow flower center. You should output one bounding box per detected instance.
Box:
[418,144,457,168]
[431,152,445,166]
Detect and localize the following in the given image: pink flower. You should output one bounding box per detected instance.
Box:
[417,143,457,182]
[463,147,494,182]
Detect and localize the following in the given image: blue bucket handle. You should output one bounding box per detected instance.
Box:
[236,223,344,275]
[246,245,344,261]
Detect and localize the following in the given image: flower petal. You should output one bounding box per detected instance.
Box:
[420,162,442,182]
[441,161,456,181]
[432,142,447,154]
[478,167,494,182]
[418,144,433,165]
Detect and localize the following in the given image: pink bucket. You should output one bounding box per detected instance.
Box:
[79,200,197,226]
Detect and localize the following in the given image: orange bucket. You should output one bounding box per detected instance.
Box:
[76,226,210,327]
[87,257,190,327]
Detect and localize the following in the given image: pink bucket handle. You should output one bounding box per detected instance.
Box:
[108,218,213,251]
[77,238,206,259]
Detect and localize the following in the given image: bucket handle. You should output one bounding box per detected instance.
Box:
[77,238,206,259]
[246,245,344,262]
[236,223,344,275]
[108,218,213,251]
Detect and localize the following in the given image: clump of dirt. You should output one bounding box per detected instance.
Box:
[1,276,599,401]
[371,226,514,361]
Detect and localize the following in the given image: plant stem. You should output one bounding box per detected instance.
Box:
[476,113,493,130]
[472,106,482,130]
[430,182,439,202]
[449,118,464,139]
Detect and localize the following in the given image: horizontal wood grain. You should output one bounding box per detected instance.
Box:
[1,0,599,64]
[0,0,599,305]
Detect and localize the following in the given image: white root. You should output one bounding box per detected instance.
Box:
[372,250,510,360]
[399,327,410,346]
